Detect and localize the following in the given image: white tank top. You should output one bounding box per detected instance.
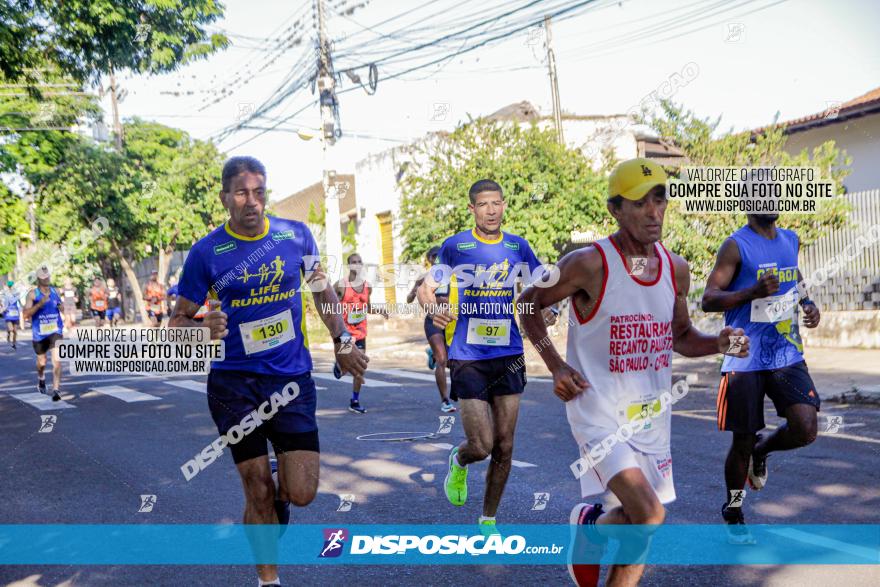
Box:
[565,237,676,454]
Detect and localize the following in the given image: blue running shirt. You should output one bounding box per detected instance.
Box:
[31,287,63,341]
[178,216,320,376]
[433,229,543,361]
[722,225,804,372]
[3,289,21,321]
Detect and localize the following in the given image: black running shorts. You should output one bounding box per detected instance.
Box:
[207,369,320,463]
[448,353,526,403]
[717,361,820,433]
[424,315,445,341]
[32,333,62,356]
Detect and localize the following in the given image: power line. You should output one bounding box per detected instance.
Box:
[216,1,597,146]
[560,0,786,60]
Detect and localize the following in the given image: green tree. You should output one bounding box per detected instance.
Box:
[0,0,227,84]
[400,118,607,262]
[33,120,225,322]
[122,118,226,284]
[643,101,851,281]
[1,65,103,278]
[0,183,29,275]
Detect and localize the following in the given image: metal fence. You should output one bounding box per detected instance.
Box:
[800,189,880,311]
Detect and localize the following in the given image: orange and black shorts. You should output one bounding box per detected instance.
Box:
[716,361,820,433]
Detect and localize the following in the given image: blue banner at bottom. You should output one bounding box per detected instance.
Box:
[0,524,877,565]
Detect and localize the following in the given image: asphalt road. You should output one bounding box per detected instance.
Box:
[1,337,878,587]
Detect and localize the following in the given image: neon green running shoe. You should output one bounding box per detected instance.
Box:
[479,517,500,537]
[444,447,468,506]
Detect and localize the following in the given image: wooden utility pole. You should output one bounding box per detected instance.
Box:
[544,15,564,144]
[109,67,124,150]
[316,0,343,274]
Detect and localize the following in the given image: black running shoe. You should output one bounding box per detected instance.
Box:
[333,362,342,379]
[38,379,47,395]
[349,400,366,414]
[52,389,61,402]
[722,503,756,545]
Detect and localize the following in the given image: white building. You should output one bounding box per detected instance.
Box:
[774,86,880,193]
[273,101,679,304]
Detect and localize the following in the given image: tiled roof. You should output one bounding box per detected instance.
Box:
[754,86,880,135]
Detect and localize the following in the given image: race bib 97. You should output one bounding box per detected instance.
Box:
[466,318,511,346]
[239,309,295,355]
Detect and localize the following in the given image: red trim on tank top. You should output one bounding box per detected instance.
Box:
[572,243,608,325]
[659,243,678,296]
[608,235,663,286]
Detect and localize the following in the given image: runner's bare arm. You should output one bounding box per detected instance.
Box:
[702,238,774,312]
[21,289,42,320]
[416,271,438,307]
[309,263,368,377]
[169,295,227,339]
[406,274,426,304]
[417,269,453,328]
[520,247,598,370]
[519,247,600,400]
[797,269,821,328]
[311,270,349,339]
[670,252,749,358]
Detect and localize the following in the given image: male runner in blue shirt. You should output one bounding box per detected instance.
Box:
[703,211,821,544]
[170,156,367,587]
[418,179,555,536]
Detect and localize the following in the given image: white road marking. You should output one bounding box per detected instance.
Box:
[89,385,160,403]
[766,528,878,562]
[372,368,444,383]
[311,373,401,387]
[165,380,206,393]
[0,373,190,392]
[430,442,453,450]
[673,411,880,444]
[10,392,76,410]
[426,442,536,467]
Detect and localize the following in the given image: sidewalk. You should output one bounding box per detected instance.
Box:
[17,315,876,403]
[325,317,880,404]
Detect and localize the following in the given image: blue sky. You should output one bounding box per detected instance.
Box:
[106,0,880,199]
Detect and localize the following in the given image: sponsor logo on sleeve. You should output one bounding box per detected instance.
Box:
[213,241,237,255]
[272,230,296,242]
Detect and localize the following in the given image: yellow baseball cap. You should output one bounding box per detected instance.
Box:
[608,158,668,201]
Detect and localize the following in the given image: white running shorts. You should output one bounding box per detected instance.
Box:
[576,441,676,505]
